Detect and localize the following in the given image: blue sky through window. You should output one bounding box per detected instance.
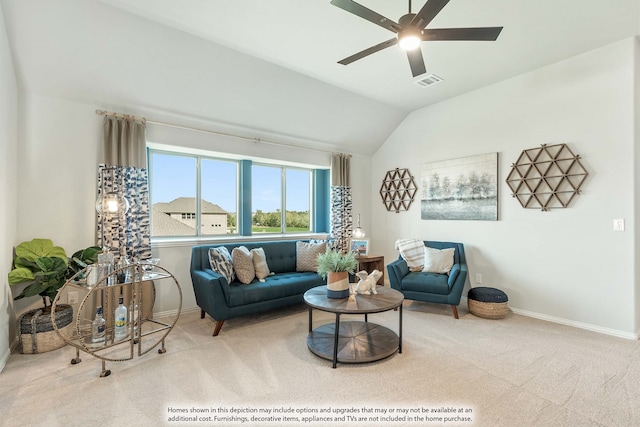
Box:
[150,153,310,212]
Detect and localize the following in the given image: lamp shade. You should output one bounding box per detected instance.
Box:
[95,192,130,214]
[352,213,365,238]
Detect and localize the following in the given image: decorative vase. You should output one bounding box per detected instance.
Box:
[326,271,350,299]
[18,304,73,354]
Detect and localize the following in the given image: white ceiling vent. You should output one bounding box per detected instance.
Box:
[414,74,444,88]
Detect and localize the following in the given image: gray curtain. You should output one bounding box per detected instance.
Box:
[97,116,151,262]
[103,116,146,168]
[330,153,353,254]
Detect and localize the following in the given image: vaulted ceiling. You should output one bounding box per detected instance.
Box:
[98,0,640,111]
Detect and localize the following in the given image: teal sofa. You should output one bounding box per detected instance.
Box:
[387,241,468,319]
[190,240,325,336]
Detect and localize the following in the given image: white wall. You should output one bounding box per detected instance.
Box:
[1,0,406,156]
[635,37,640,334]
[1,0,392,342]
[0,2,18,370]
[10,93,374,323]
[373,38,638,338]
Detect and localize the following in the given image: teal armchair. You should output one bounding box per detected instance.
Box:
[387,241,468,319]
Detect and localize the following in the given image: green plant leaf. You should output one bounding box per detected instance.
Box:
[316,250,358,279]
[21,281,51,298]
[70,246,101,264]
[8,267,35,284]
[15,238,67,264]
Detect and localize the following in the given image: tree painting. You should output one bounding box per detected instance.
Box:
[421,153,498,220]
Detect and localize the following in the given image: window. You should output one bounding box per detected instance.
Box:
[148,148,326,238]
[251,165,311,234]
[149,151,238,237]
[285,168,310,232]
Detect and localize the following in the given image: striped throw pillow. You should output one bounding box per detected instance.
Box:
[395,239,425,272]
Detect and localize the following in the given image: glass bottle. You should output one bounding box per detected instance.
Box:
[114,295,127,339]
[116,255,130,284]
[91,306,106,343]
[130,293,139,339]
[97,248,114,285]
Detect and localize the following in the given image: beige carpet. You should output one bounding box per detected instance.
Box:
[1,301,639,427]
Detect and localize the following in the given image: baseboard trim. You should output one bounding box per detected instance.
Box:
[0,336,18,373]
[153,305,200,319]
[510,307,639,340]
[156,303,639,341]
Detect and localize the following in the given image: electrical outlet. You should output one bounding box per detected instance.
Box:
[613,219,625,232]
[68,291,78,305]
[475,273,483,284]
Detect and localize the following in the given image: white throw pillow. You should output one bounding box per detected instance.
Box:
[422,247,455,274]
[250,247,271,282]
[232,246,255,284]
[395,238,425,272]
[296,241,326,272]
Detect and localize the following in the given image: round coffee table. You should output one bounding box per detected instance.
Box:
[303,285,404,368]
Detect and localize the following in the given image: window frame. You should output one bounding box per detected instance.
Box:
[148,147,327,240]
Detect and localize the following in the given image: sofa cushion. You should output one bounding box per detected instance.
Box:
[208,247,235,283]
[232,246,255,284]
[226,272,325,307]
[401,271,451,295]
[422,247,455,274]
[296,241,326,272]
[251,247,271,281]
[395,238,425,271]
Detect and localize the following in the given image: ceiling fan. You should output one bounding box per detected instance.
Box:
[330,0,503,77]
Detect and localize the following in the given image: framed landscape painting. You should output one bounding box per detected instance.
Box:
[420,153,498,221]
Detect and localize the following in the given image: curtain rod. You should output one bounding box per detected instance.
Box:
[95,109,350,157]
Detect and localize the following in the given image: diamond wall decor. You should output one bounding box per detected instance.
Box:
[379,168,417,213]
[506,143,588,211]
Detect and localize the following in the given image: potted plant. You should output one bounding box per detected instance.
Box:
[316,249,358,299]
[8,238,101,353]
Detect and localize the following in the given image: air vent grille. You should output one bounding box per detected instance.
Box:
[414,74,444,88]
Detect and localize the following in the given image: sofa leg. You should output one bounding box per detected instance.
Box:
[451,305,459,319]
[213,320,225,337]
[200,309,205,319]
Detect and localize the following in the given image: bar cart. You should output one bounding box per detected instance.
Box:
[51,262,182,377]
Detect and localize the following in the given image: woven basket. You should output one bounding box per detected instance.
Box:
[468,299,509,319]
[19,304,73,354]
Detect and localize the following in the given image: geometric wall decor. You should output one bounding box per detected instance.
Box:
[379,168,417,213]
[505,143,588,211]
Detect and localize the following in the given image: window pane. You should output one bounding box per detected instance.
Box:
[150,152,197,237]
[286,169,310,232]
[252,165,282,233]
[201,159,238,235]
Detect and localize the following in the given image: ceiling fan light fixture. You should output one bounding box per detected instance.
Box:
[398,30,422,51]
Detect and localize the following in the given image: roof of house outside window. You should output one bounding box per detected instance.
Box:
[153,197,228,214]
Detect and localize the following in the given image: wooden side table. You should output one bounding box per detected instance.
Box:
[356,255,385,285]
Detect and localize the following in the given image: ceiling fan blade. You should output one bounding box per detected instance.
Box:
[421,27,503,41]
[407,49,427,77]
[338,38,398,65]
[330,0,400,33]
[411,0,451,29]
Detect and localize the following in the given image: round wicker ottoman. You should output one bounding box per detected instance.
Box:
[468,287,509,319]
